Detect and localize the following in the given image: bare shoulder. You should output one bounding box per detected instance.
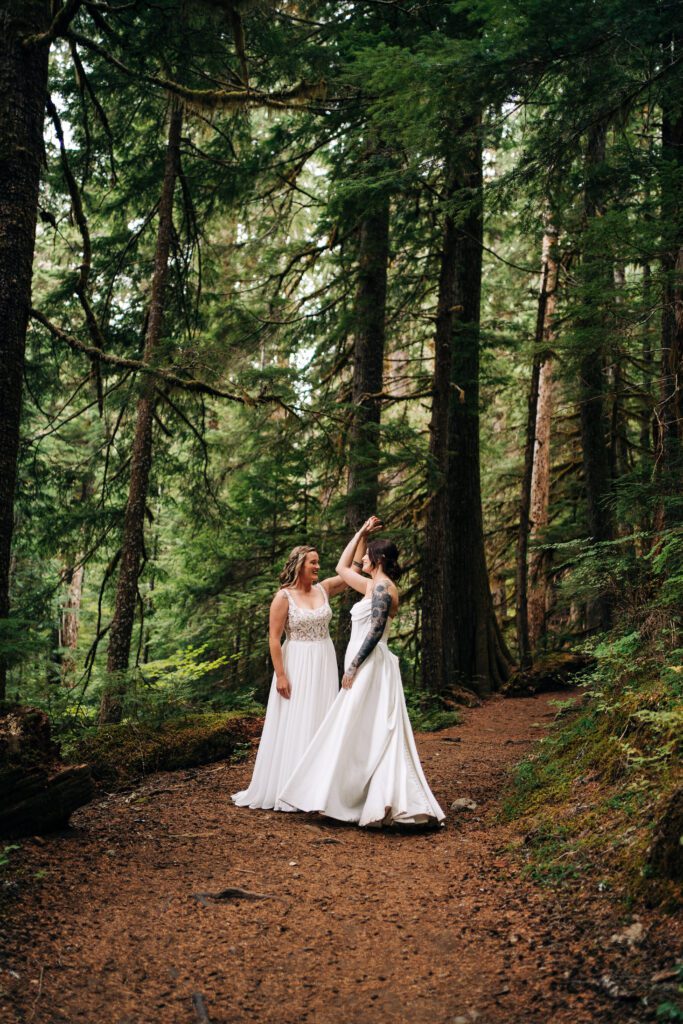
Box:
[371,580,397,601]
[271,589,289,608]
[373,579,399,612]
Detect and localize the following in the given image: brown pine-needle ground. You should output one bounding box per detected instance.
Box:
[2,690,681,1024]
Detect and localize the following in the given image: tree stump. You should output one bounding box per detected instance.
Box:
[0,705,93,838]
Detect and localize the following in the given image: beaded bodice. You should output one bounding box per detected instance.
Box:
[283,584,332,642]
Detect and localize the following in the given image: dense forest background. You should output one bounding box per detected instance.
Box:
[1,0,682,855]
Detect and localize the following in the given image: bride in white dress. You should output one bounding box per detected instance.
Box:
[279,522,445,827]
[232,539,369,812]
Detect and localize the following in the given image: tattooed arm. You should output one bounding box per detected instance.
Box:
[341,583,393,689]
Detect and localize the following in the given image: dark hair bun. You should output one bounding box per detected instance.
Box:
[366,539,402,582]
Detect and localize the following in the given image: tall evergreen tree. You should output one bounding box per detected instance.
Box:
[0,1,52,699]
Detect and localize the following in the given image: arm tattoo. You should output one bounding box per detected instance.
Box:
[348,584,392,675]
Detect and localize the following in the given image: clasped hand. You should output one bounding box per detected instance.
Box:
[361,515,382,536]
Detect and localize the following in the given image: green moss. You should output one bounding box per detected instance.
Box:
[500,639,683,905]
[404,689,461,732]
[65,710,261,788]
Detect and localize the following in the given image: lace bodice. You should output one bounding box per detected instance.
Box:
[283,585,332,642]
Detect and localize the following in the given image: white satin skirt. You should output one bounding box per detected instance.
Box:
[232,637,339,811]
[278,641,445,827]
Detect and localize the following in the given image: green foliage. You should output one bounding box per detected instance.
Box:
[502,630,683,898]
[0,844,20,871]
[3,0,683,867]
[657,966,683,1023]
[403,689,461,733]
[520,823,582,886]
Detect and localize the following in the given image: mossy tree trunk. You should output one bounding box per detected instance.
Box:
[101,102,183,724]
[658,68,683,526]
[528,224,559,651]
[0,1,51,700]
[516,220,559,665]
[578,122,614,630]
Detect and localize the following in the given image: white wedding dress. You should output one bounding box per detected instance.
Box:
[278,595,445,827]
[232,584,339,811]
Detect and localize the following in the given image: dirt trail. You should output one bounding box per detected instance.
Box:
[2,691,680,1024]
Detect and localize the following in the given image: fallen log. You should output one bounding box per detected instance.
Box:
[0,763,94,838]
[501,652,595,697]
[0,705,94,838]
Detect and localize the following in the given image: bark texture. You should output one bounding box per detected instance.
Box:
[346,197,390,530]
[0,704,92,837]
[658,91,683,521]
[516,224,558,665]
[0,763,93,838]
[60,564,84,683]
[609,265,630,482]
[422,132,513,697]
[336,192,390,663]
[0,2,51,700]
[528,355,556,649]
[578,122,614,630]
[102,103,183,723]
[528,225,559,652]
[421,156,459,696]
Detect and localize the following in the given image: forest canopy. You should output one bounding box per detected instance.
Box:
[1,0,682,749]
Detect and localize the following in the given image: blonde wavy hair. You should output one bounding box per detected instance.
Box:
[279,545,318,588]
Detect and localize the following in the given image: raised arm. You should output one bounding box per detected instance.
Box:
[341,582,394,689]
[269,591,291,699]
[322,535,368,598]
[336,516,382,594]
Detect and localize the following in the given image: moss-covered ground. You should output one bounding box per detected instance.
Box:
[500,634,683,912]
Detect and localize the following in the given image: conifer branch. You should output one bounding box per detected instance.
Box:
[22,0,85,47]
[69,39,117,183]
[30,309,271,406]
[46,98,107,350]
[68,31,327,111]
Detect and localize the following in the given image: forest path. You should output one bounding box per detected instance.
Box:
[3,690,678,1024]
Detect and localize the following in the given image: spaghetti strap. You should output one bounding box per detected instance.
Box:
[317,582,330,606]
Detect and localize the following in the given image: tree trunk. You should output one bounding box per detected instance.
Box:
[421,156,459,696]
[578,122,614,630]
[609,265,630,481]
[336,193,390,663]
[515,221,558,665]
[0,2,51,700]
[528,226,559,651]
[422,130,513,697]
[101,102,182,724]
[346,197,389,529]
[641,260,655,460]
[60,563,84,684]
[658,89,683,523]
[59,476,93,684]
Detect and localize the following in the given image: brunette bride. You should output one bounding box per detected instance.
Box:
[232,530,376,811]
[278,522,445,827]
